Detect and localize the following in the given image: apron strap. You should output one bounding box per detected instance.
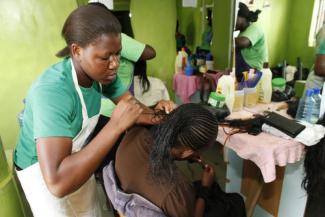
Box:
[70,59,89,122]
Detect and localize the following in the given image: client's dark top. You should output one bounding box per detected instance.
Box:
[115,126,196,217]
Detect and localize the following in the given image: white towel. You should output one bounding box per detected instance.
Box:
[262,122,325,146]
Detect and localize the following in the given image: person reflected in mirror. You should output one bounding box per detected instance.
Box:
[199,9,213,53]
[305,24,325,90]
[235,2,268,83]
[132,60,172,110]
[176,20,186,52]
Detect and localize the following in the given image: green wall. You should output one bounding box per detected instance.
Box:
[286,0,315,68]
[130,0,177,97]
[256,0,315,68]
[176,0,203,52]
[256,0,292,67]
[0,0,77,149]
[211,0,235,70]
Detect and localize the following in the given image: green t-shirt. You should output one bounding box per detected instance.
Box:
[239,23,267,70]
[200,25,212,51]
[14,58,126,169]
[101,33,145,117]
[118,33,146,89]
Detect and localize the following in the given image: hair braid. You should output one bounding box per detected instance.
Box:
[149,103,218,182]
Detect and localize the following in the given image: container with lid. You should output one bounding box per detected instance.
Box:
[206,53,214,71]
[208,92,225,108]
[244,87,258,107]
[233,90,244,112]
[272,78,286,92]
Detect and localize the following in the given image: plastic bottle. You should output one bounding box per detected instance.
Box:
[175,47,188,74]
[258,67,272,103]
[310,88,322,123]
[175,51,182,73]
[181,48,188,70]
[296,89,315,123]
[216,75,235,112]
[206,53,214,70]
[196,53,205,66]
[208,92,225,108]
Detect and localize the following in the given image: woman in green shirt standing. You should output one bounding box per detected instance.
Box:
[14,5,172,217]
[235,2,267,82]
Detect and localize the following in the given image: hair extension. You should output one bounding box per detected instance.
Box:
[149,103,218,183]
[302,115,325,196]
[134,60,150,93]
[219,115,264,131]
[56,4,121,57]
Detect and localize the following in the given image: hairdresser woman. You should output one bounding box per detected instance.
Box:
[13,5,171,217]
[235,2,268,82]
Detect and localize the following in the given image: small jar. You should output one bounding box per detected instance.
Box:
[208,92,225,108]
[272,78,286,92]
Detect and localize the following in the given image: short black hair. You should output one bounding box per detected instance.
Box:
[238,2,261,23]
[56,4,121,57]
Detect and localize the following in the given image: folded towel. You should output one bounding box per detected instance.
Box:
[262,122,325,146]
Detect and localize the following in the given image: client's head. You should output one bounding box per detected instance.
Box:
[150,103,218,180]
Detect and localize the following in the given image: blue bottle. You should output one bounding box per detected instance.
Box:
[296,89,315,123]
[185,56,194,76]
[310,88,322,123]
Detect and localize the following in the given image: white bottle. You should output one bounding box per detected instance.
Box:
[175,51,183,74]
[258,68,272,103]
[216,75,235,112]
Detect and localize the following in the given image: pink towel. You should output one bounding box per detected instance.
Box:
[217,129,304,183]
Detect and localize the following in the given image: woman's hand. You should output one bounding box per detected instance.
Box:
[154,100,176,114]
[201,164,215,188]
[110,95,143,132]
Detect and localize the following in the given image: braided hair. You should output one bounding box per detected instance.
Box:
[149,103,218,182]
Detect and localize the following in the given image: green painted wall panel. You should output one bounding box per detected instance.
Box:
[211,0,235,70]
[176,0,203,52]
[0,0,77,149]
[130,0,177,98]
[0,139,9,182]
[256,0,292,67]
[0,179,24,217]
[286,0,315,68]
[256,0,315,68]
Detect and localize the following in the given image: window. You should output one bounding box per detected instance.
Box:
[308,0,325,47]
